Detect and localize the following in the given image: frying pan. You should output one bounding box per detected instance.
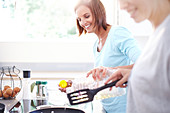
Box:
[29,107,85,113]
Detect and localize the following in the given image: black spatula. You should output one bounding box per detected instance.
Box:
[67,80,127,105]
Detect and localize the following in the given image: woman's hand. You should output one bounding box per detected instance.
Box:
[58,80,72,93]
[86,66,109,81]
[59,87,67,93]
[105,68,131,88]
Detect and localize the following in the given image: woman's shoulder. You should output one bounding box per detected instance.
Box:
[110,25,129,31]
[109,25,133,40]
[110,25,132,36]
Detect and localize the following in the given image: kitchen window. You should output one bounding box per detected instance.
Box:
[0,0,77,41]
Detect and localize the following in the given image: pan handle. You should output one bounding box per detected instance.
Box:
[94,80,127,93]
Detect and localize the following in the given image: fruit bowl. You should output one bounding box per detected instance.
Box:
[0,66,22,99]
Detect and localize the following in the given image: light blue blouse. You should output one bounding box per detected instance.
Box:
[93,26,141,113]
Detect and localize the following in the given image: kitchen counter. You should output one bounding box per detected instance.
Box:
[2,93,92,113]
[3,98,93,113]
[1,99,49,113]
[0,74,93,113]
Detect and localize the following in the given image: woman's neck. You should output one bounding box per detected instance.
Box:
[149,0,170,29]
[95,25,111,41]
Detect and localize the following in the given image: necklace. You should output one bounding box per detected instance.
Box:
[97,26,111,52]
[97,33,108,52]
[97,30,110,51]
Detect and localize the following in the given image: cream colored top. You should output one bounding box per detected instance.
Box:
[127,15,170,113]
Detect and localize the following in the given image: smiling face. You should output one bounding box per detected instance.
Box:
[119,0,153,23]
[75,5,95,33]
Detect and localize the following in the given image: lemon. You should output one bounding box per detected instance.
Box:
[59,80,67,88]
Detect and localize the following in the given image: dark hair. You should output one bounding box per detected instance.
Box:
[74,0,109,36]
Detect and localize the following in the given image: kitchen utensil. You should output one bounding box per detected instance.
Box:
[67,80,127,105]
[29,107,85,113]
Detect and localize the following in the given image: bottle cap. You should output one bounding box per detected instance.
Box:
[41,81,47,85]
[23,69,31,78]
[36,81,41,85]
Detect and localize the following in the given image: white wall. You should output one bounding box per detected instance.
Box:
[0,36,96,71]
[0,36,148,63]
[0,36,148,71]
[0,39,94,63]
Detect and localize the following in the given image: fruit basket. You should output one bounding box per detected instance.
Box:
[0,66,22,99]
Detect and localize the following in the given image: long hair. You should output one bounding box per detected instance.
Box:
[74,0,109,36]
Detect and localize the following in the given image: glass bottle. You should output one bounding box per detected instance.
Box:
[41,81,48,99]
[22,70,31,99]
[35,81,42,98]
[22,69,31,113]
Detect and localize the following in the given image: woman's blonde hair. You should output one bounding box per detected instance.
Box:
[74,0,109,36]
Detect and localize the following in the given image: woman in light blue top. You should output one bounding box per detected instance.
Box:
[93,26,140,68]
[75,0,141,113]
[92,26,140,113]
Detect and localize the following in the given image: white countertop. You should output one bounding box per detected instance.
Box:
[0,71,95,113]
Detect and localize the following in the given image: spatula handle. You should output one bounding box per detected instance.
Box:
[95,80,127,93]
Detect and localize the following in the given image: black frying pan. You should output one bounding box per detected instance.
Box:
[29,107,85,113]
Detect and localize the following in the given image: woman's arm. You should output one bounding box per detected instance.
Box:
[86,64,134,81]
[109,64,134,69]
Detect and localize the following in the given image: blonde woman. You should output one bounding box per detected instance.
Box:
[104,0,170,113]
